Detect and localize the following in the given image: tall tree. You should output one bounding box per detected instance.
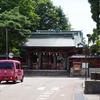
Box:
[0,7,31,55]
[88,0,100,54]
[0,0,71,31]
[34,0,58,30]
[56,6,71,30]
[0,0,40,31]
[34,0,71,30]
[18,0,40,31]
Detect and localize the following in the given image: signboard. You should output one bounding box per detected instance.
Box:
[9,52,14,58]
[82,63,88,68]
[73,65,81,71]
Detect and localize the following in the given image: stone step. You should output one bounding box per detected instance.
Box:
[24,70,69,77]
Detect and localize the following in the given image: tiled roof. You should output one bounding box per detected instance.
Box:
[19,30,83,48]
[21,38,75,47]
[70,55,100,58]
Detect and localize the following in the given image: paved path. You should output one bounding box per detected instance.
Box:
[73,83,85,100]
[0,77,84,100]
[0,77,100,100]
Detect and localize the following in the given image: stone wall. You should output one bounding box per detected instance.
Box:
[85,81,100,94]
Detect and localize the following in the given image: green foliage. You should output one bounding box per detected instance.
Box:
[34,0,71,30]
[34,0,58,29]
[0,0,40,31]
[0,0,71,30]
[18,0,40,31]
[88,62,96,68]
[96,38,100,53]
[88,28,100,54]
[88,0,100,54]
[89,28,97,43]
[90,44,96,55]
[88,0,99,22]
[0,0,21,13]
[0,7,32,55]
[56,6,71,30]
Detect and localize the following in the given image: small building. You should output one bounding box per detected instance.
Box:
[69,55,100,76]
[19,30,83,71]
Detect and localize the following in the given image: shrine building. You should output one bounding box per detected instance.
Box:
[19,30,83,70]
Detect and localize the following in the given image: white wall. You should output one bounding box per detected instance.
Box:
[89,68,100,76]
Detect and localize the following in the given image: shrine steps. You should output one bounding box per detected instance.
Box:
[24,70,69,77]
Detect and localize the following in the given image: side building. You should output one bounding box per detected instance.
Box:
[69,55,100,76]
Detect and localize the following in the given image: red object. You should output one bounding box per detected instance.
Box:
[0,60,24,83]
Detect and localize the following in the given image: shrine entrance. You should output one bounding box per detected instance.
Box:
[28,53,67,70]
[27,50,72,70]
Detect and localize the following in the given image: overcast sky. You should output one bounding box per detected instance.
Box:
[51,0,96,43]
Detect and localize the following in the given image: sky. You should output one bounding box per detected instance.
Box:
[51,0,96,43]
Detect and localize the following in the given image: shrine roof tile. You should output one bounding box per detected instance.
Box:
[20,38,75,47]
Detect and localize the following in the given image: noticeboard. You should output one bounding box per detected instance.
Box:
[73,64,81,71]
[82,63,88,68]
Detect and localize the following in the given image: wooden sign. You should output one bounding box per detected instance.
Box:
[73,64,81,71]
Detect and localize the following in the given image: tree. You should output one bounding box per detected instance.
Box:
[0,7,32,55]
[88,0,100,54]
[34,0,58,30]
[18,0,40,31]
[34,0,71,30]
[88,0,99,22]
[0,0,71,31]
[0,0,40,31]
[56,6,71,30]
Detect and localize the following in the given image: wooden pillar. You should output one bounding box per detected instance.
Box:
[53,53,57,69]
[49,54,52,69]
[49,54,51,64]
[67,56,70,73]
[27,52,32,69]
[38,53,42,69]
[64,54,67,70]
[62,54,66,70]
